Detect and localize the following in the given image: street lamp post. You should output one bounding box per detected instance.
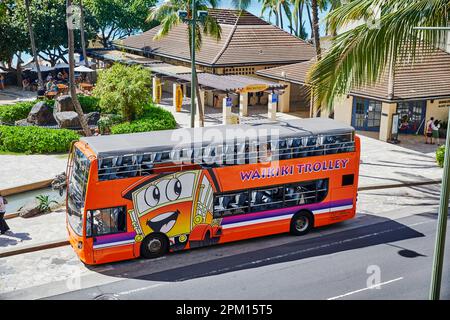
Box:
[178,3,208,128]
[414,26,449,300]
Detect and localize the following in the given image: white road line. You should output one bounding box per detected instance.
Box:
[116,283,165,296]
[327,277,404,300]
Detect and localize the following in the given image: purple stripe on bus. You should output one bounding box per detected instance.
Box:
[221,199,354,225]
[94,232,136,245]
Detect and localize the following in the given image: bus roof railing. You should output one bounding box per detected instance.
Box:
[80,118,355,159]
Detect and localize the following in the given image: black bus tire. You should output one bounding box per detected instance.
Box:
[290,211,313,236]
[140,233,169,259]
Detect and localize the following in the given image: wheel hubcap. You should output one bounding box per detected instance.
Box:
[295,216,309,232]
[148,238,162,253]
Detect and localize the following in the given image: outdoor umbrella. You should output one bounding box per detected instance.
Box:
[27,65,55,73]
[0,69,8,74]
[74,65,95,73]
[54,63,70,69]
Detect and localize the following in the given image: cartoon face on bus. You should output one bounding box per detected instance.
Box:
[122,170,221,250]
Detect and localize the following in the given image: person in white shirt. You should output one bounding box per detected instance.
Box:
[0,193,10,234]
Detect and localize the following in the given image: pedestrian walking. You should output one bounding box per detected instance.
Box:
[425,117,435,144]
[0,193,10,235]
[433,119,441,146]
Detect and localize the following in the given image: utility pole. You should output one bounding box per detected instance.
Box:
[414,26,449,300]
[178,3,208,128]
[190,1,197,129]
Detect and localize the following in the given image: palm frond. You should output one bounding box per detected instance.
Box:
[308,0,450,109]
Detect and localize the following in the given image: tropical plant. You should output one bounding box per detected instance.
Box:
[93,63,152,121]
[66,0,91,136]
[147,0,222,127]
[110,104,177,134]
[0,101,36,124]
[84,0,159,47]
[36,194,58,213]
[437,145,445,168]
[307,0,450,109]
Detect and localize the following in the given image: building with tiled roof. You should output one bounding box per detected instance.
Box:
[116,9,316,75]
[257,44,450,141]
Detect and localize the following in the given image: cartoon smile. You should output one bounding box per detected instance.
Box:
[146,210,180,233]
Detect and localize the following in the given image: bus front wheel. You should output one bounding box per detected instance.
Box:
[140,233,169,259]
[290,212,313,236]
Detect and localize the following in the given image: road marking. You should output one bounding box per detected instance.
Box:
[327,277,404,300]
[115,283,165,296]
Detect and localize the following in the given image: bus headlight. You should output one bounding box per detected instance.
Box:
[77,241,83,249]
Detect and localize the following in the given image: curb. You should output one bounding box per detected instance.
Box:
[0,179,53,197]
[0,240,69,258]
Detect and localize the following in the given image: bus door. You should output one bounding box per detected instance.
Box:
[87,206,135,264]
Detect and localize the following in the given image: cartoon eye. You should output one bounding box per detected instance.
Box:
[166,178,182,201]
[144,185,160,207]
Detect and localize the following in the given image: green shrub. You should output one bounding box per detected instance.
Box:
[93,63,152,121]
[78,95,101,113]
[0,101,36,124]
[110,104,176,134]
[0,126,79,154]
[436,145,445,168]
[98,114,124,134]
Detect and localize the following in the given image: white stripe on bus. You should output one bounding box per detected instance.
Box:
[222,205,354,230]
[93,239,135,249]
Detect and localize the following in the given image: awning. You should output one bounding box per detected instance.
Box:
[87,49,162,66]
[176,73,286,92]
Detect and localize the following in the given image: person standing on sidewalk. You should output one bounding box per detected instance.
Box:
[425,117,435,144]
[0,193,10,234]
[433,119,441,146]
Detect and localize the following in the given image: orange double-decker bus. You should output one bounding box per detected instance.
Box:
[66,118,360,265]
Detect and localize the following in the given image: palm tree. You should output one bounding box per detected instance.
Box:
[147,0,222,127]
[310,0,321,60]
[307,0,450,109]
[67,0,91,136]
[24,0,43,91]
[261,0,281,26]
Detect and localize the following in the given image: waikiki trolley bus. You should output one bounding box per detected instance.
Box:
[66,118,360,265]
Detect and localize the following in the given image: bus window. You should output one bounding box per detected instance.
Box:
[284,179,329,207]
[250,186,284,212]
[213,192,249,217]
[67,148,90,236]
[87,206,126,237]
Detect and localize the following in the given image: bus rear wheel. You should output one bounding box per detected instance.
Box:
[290,212,313,236]
[140,233,169,259]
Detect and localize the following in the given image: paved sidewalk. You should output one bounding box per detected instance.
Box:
[0,86,36,105]
[0,210,67,255]
[0,154,68,191]
[358,134,441,188]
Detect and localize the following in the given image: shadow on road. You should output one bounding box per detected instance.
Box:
[87,214,426,283]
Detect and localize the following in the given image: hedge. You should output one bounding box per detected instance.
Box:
[0,101,36,124]
[78,95,101,113]
[111,104,177,134]
[436,145,445,168]
[0,125,79,154]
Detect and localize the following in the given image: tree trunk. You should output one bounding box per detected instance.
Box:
[311,0,321,60]
[279,3,284,30]
[16,53,23,87]
[25,0,43,91]
[67,0,91,136]
[299,2,304,38]
[79,0,91,82]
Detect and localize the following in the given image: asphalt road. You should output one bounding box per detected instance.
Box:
[45,211,449,300]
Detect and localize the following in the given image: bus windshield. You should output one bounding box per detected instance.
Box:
[67,147,90,236]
